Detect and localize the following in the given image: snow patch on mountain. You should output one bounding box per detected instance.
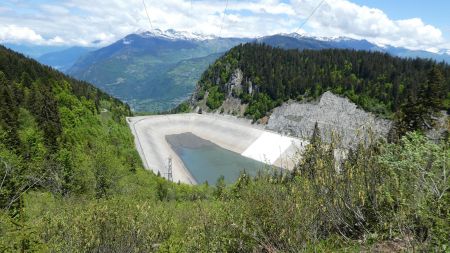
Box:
[134,28,216,41]
[279,33,450,54]
[282,32,359,42]
[438,49,450,55]
[122,38,132,45]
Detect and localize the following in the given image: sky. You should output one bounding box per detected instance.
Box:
[0,0,449,52]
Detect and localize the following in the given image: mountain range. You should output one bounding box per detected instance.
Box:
[258,33,450,63]
[4,29,450,112]
[2,43,97,73]
[2,43,70,58]
[66,29,251,112]
[37,46,95,72]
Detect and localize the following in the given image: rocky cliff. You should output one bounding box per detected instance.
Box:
[266,91,392,147]
[191,71,393,147]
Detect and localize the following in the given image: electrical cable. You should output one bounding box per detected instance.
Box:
[143,0,154,30]
[218,0,229,38]
[214,0,229,54]
[294,0,326,34]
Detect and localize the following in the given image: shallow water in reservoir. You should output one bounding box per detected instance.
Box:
[166,132,270,184]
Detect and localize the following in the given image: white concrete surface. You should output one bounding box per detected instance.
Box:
[128,113,307,184]
[242,132,302,164]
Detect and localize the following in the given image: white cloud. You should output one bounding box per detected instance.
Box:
[0,24,69,45]
[0,25,45,44]
[0,0,299,46]
[291,0,447,51]
[0,0,448,51]
[48,36,65,44]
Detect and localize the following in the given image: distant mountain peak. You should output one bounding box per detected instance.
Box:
[280,32,356,42]
[438,49,450,56]
[133,28,217,41]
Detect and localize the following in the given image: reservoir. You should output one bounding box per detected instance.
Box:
[166,132,270,184]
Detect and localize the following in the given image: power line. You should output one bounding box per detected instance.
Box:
[294,0,326,34]
[218,0,229,39]
[189,0,193,59]
[214,0,229,54]
[142,0,154,30]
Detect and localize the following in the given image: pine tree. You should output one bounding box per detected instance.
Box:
[0,71,20,149]
[27,80,62,150]
[214,175,226,199]
[422,66,445,111]
[300,122,322,179]
[395,92,427,137]
[20,72,33,88]
[311,121,321,147]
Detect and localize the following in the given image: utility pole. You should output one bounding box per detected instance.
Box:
[166,156,173,182]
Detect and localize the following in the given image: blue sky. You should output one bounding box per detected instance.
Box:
[0,0,448,52]
[352,0,450,40]
[353,0,449,26]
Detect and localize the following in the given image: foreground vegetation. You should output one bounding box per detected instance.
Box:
[2,131,448,252]
[1,45,449,252]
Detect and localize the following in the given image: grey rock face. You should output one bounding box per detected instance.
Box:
[266,91,392,147]
[226,69,243,96]
[426,111,449,141]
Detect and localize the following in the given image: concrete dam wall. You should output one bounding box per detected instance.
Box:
[128,113,306,184]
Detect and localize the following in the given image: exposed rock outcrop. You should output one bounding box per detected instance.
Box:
[266,91,392,147]
[220,69,248,115]
[225,69,243,97]
[426,111,449,141]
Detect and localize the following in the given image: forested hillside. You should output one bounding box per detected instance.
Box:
[1,45,448,252]
[195,43,450,123]
[0,44,141,202]
[0,45,187,250]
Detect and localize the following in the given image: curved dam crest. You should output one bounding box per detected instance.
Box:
[127,113,307,184]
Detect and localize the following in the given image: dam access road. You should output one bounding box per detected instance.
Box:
[127,113,307,184]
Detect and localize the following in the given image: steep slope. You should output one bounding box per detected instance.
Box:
[68,29,251,112]
[266,91,392,147]
[0,45,152,208]
[194,43,450,114]
[37,46,94,72]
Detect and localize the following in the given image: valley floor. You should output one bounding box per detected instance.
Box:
[127,113,306,184]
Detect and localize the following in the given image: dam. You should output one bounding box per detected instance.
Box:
[127,113,307,184]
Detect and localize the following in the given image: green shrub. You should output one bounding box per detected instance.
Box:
[206,86,225,110]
